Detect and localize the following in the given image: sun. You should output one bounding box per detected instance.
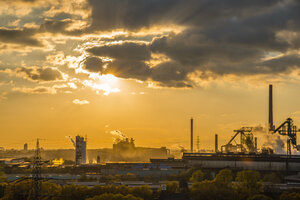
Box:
[99,74,118,84]
[83,73,120,95]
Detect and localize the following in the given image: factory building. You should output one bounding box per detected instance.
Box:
[24,143,28,151]
[183,153,300,172]
[68,135,87,165]
[182,84,300,173]
[75,135,87,165]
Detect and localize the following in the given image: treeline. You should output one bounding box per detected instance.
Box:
[0,168,300,200]
[185,168,300,200]
[0,181,152,200]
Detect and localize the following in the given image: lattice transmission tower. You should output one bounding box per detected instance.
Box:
[28,138,42,200]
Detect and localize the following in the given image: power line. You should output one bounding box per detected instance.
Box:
[28,139,42,200]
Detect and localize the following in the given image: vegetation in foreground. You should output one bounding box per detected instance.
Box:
[0,167,299,200]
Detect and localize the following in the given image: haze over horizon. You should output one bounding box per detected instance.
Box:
[0,0,300,150]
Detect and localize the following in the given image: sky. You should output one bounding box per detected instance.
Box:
[0,0,300,150]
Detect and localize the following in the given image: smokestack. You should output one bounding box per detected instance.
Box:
[197,136,200,152]
[254,137,257,151]
[269,84,274,131]
[215,134,218,153]
[191,118,193,153]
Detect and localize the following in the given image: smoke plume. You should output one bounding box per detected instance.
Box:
[252,125,286,154]
[110,130,126,139]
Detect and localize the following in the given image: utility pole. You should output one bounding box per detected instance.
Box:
[191,118,193,153]
[29,139,42,200]
[197,136,199,152]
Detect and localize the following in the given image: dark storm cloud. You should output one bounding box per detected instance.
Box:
[0,0,37,3]
[2,0,300,88]
[87,42,151,61]
[87,42,152,80]
[0,28,41,46]
[83,57,104,73]
[81,0,300,87]
[16,67,63,81]
[39,19,86,36]
[259,54,300,73]
[39,19,73,34]
[87,42,192,86]
[87,0,284,31]
[151,61,192,88]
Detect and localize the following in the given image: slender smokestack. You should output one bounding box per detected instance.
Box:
[269,84,274,131]
[215,134,218,153]
[191,118,193,153]
[254,137,257,151]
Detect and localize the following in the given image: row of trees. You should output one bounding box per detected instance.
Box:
[0,167,300,200]
[187,168,300,200]
[0,180,153,200]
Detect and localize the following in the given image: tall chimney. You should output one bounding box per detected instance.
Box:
[269,84,274,131]
[191,118,193,153]
[215,134,218,153]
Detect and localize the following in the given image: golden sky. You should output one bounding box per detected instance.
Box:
[0,0,300,150]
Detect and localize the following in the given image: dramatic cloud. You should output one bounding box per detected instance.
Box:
[81,0,300,87]
[87,0,284,31]
[39,19,73,34]
[1,0,300,89]
[15,67,64,82]
[0,28,41,46]
[87,42,152,80]
[72,99,89,105]
[83,57,104,73]
[12,86,57,94]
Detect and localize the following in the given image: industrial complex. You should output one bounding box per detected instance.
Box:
[180,84,300,173]
[59,84,300,173]
[1,85,300,182]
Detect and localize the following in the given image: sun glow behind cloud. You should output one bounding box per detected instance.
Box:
[82,74,120,96]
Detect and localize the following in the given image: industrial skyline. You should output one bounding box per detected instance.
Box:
[0,0,300,150]
[1,2,300,200]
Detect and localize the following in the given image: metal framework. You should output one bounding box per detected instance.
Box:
[221,127,257,153]
[273,118,300,157]
[28,139,42,200]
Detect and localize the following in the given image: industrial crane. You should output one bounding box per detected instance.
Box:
[272,118,300,156]
[68,136,76,148]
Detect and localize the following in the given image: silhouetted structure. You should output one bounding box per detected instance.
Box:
[190,118,193,152]
[221,127,257,153]
[215,134,218,153]
[24,143,28,151]
[197,136,199,152]
[29,139,42,200]
[269,84,274,131]
[68,135,87,165]
[75,136,87,165]
[273,118,300,157]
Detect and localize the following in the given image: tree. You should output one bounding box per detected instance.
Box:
[130,185,152,200]
[86,193,142,200]
[161,181,180,195]
[41,181,62,199]
[236,170,262,199]
[190,170,204,183]
[0,168,7,183]
[247,194,273,200]
[190,180,237,200]
[61,184,88,200]
[2,179,61,200]
[0,183,7,198]
[280,192,300,200]
[215,169,233,186]
[2,179,32,200]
